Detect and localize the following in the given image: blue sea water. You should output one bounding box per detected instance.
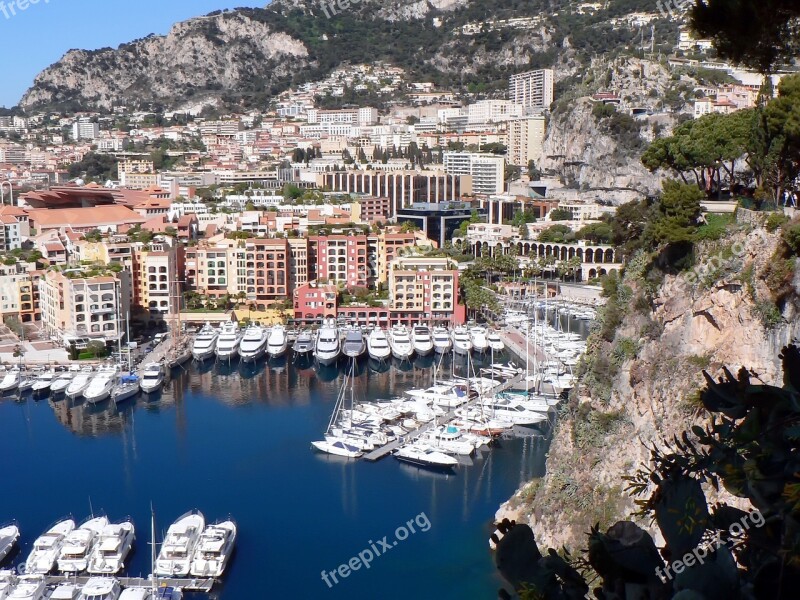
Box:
[2,351,554,600]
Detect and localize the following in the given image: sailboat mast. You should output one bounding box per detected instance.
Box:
[151,506,158,594]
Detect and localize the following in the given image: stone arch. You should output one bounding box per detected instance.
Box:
[560,246,567,260]
[589,268,598,279]
[604,249,614,263]
[568,247,575,259]
[585,248,594,263]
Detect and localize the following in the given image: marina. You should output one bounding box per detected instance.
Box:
[0,302,591,599]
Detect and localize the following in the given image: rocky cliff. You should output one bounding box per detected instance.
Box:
[20,11,310,112]
[497,225,800,551]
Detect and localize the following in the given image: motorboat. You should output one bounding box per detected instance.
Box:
[84,366,119,405]
[342,328,366,359]
[388,325,414,361]
[189,520,237,578]
[7,575,46,600]
[394,443,458,470]
[487,330,505,352]
[57,516,108,574]
[314,320,341,367]
[66,367,94,400]
[366,328,391,361]
[86,521,135,575]
[311,438,363,458]
[17,375,35,393]
[420,426,476,456]
[49,371,74,396]
[191,324,218,362]
[266,325,288,358]
[239,325,269,363]
[25,519,75,574]
[214,323,242,362]
[0,524,19,563]
[411,325,434,356]
[0,368,21,393]
[452,327,472,355]
[432,327,452,354]
[406,384,469,408]
[139,364,165,394]
[292,330,314,357]
[77,577,121,600]
[469,326,489,353]
[112,374,140,404]
[154,511,205,577]
[45,582,81,600]
[480,400,548,425]
[31,371,56,397]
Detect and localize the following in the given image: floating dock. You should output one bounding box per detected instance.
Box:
[44,575,216,592]
[363,371,527,462]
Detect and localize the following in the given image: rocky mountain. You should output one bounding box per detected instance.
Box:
[496,224,800,550]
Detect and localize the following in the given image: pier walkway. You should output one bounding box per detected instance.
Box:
[44,575,215,592]
[363,371,526,462]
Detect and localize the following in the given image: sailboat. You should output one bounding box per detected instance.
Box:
[311,358,364,458]
[119,509,183,600]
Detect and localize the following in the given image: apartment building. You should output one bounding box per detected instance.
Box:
[507,115,546,167]
[509,69,555,110]
[287,237,310,289]
[39,269,131,344]
[318,171,472,216]
[243,239,290,303]
[293,282,338,323]
[310,235,371,288]
[72,118,100,140]
[0,215,22,250]
[357,196,392,223]
[135,242,180,317]
[0,263,35,321]
[443,152,505,195]
[466,100,523,125]
[388,256,464,325]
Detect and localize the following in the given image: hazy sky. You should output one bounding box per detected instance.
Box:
[0,1,265,108]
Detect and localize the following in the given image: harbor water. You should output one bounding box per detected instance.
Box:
[2,352,552,599]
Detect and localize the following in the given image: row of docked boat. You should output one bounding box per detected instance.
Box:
[0,510,236,579]
[190,320,507,367]
[311,351,556,469]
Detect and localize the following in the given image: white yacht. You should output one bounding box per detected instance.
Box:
[411,325,434,356]
[7,576,46,600]
[191,324,218,362]
[389,325,414,360]
[49,371,74,396]
[342,328,366,359]
[239,325,269,363]
[189,520,237,578]
[452,326,472,355]
[487,330,505,352]
[394,443,458,470]
[0,524,19,563]
[0,368,20,393]
[31,371,56,397]
[87,521,135,575]
[366,328,391,361]
[154,511,205,577]
[66,368,94,400]
[266,325,288,358]
[214,323,242,362]
[480,400,548,425]
[57,516,108,574]
[119,587,182,600]
[25,519,75,574]
[84,366,118,404]
[139,364,165,394]
[46,582,81,600]
[432,327,452,354]
[292,330,314,357]
[77,578,121,600]
[314,321,341,366]
[311,438,363,458]
[469,326,489,353]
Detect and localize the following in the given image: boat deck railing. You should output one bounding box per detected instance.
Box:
[44,575,215,592]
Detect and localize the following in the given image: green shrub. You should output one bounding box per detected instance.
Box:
[766,212,789,232]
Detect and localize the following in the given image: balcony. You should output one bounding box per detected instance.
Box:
[90,304,115,315]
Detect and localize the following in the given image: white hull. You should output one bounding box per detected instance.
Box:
[0,525,19,563]
[239,326,269,362]
[25,519,75,575]
[311,439,363,458]
[367,330,391,361]
[189,521,237,578]
[56,516,108,574]
[87,521,135,575]
[155,511,205,578]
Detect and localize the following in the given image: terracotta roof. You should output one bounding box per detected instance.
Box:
[0,205,27,217]
[27,206,146,228]
[44,242,65,252]
[0,215,17,225]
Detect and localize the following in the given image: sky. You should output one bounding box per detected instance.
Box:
[0,0,266,108]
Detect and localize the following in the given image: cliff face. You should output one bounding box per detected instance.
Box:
[542,58,686,202]
[498,226,800,550]
[20,11,311,111]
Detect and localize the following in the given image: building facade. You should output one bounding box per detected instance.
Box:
[509,69,555,110]
[507,115,546,167]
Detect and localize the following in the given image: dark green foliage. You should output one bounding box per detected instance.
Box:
[538,224,573,243]
[575,222,613,244]
[68,152,118,182]
[547,208,573,221]
[496,346,800,599]
[644,180,704,247]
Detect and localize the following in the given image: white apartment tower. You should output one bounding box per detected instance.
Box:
[507,115,547,167]
[443,152,505,196]
[509,69,555,110]
[72,117,100,141]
